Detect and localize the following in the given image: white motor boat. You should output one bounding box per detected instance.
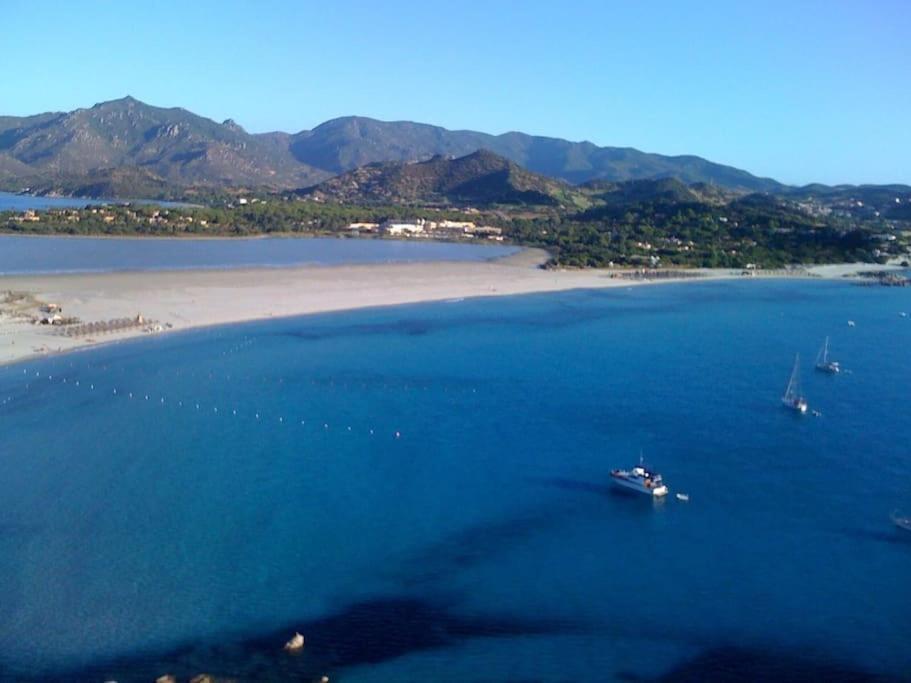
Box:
[611,456,668,497]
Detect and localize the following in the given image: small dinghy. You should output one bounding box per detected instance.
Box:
[676,493,689,502]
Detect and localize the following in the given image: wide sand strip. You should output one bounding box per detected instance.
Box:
[0,249,617,365]
[0,248,894,366]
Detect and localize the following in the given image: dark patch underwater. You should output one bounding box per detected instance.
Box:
[7,597,575,683]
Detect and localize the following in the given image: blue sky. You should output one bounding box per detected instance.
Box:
[2,0,908,185]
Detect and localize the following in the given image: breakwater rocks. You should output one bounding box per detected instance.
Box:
[856,271,910,287]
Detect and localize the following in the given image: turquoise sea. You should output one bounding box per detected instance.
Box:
[0,279,909,682]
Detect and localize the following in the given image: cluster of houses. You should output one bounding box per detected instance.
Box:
[347,218,504,240]
[14,209,42,222]
[13,207,122,225]
[9,206,215,229]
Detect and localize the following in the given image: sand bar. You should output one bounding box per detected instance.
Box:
[0,248,901,366]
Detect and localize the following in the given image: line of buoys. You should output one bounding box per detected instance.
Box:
[3,365,408,442]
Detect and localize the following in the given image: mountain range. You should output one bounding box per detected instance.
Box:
[299,150,758,210]
[0,97,786,197]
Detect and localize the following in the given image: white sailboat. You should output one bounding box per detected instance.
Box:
[815,336,840,374]
[782,354,808,414]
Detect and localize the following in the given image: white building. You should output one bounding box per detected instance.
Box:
[437,220,476,230]
[383,222,425,236]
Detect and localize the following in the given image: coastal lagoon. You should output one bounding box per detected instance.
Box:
[0,235,518,274]
[0,192,193,213]
[0,192,110,212]
[0,280,909,681]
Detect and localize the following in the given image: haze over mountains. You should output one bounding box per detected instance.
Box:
[0,97,789,197]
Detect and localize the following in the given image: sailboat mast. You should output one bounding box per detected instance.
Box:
[786,353,800,399]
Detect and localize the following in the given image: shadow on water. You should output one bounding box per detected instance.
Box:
[836,526,911,547]
[526,475,615,498]
[11,598,575,683]
[384,478,655,592]
[618,645,904,683]
[269,298,684,345]
[527,476,667,508]
[392,511,561,589]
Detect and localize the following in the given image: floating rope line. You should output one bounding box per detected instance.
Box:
[3,360,414,443]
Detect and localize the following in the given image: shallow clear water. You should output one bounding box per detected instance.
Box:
[0,235,517,274]
[0,280,909,681]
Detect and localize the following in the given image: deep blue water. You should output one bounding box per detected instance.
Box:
[0,280,909,682]
[0,235,517,274]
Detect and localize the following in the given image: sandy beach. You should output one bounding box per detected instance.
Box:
[0,249,901,366]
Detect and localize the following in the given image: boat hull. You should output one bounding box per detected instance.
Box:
[611,475,668,497]
[782,397,808,413]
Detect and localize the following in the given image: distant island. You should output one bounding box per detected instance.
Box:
[1,98,909,269]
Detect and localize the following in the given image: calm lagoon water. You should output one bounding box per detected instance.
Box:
[0,280,909,681]
[0,191,190,212]
[0,192,191,211]
[0,235,517,274]
[0,192,110,212]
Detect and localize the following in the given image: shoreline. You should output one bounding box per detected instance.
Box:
[0,230,521,245]
[0,251,899,367]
